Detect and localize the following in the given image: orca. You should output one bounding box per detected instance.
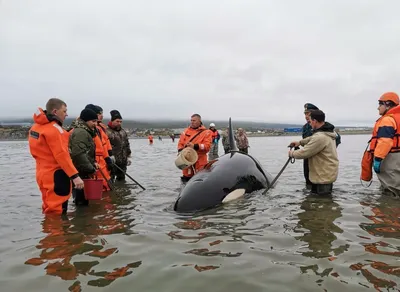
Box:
[173,118,273,213]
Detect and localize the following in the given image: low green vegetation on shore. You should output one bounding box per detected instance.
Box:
[0,123,372,140]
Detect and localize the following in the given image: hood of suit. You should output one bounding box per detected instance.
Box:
[33,108,62,126]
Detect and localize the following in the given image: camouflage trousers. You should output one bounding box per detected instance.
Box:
[208,143,219,161]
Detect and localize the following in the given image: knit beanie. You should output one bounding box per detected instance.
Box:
[110,110,122,121]
[80,108,98,122]
[85,104,102,114]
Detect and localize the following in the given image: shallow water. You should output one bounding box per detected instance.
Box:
[0,135,399,292]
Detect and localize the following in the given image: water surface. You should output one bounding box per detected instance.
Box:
[0,135,399,292]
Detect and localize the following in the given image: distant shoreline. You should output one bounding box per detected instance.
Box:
[244,130,372,137]
[0,130,372,141]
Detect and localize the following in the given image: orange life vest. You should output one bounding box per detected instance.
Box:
[361,105,400,182]
[210,129,220,142]
[369,106,400,156]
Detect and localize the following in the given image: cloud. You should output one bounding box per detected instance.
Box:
[1,0,400,126]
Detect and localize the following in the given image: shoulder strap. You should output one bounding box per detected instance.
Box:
[188,129,205,143]
[178,129,206,152]
[99,124,108,135]
[95,127,103,141]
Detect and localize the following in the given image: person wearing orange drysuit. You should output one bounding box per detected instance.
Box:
[95,106,114,172]
[69,109,98,206]
[178,113,212,182]
[367,92,400,196]
[85,104,114,191]
[148,135,154,144]
[28,98,84,215]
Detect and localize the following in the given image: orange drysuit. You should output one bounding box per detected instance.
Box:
[95,125,112,191]
[28,108,79,214]
[98,122,113,157]
[177,125,212,178]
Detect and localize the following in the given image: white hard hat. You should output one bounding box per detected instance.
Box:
[210,123,215,127]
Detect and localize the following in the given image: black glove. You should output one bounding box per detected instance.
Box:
[89,166,96,175]
[105,157,113,172]
[105,156,113,165]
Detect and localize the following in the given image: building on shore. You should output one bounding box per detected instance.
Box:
[283,127,302,133]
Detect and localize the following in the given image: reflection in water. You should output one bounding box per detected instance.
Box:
[295,194,349,259]
[293,194,350,288]
[352,196,400,291]
[4,137,400,291]
[25,187,140,290]
[168,202,256,272]
[360,197,400,240]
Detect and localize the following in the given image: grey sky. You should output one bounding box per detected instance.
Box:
[1,0,399,126]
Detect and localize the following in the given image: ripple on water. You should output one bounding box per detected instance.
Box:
[0,136,399,291]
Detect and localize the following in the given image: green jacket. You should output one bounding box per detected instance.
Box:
[68,119,96,176]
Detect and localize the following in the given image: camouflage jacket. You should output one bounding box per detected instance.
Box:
[106,125,131,165]
[68,119,96,176]
[236,133,249,149]
[221,130,230,149]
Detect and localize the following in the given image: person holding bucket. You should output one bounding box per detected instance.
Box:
[28,98,85,215]
[177,114,212,182]
[85,104,114,191]
[69,108,99,206]
[361,92,400,196]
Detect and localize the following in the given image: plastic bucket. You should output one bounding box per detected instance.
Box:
[175,148,198,170]
[83,178,103,200]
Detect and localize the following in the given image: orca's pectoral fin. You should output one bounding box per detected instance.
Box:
[222,188,246,203]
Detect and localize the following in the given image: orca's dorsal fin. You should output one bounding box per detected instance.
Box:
[228,117,239,152]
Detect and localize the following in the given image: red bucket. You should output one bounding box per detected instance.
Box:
[83,178,103,200]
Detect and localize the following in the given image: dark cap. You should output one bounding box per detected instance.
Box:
[304,103,319,113]
[85,104,103,114]
[80,108,98,122]
[110,110,122,121]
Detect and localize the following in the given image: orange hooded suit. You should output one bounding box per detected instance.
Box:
[95,124,113,190]
[28,108,79,214]
[178,125,212,178]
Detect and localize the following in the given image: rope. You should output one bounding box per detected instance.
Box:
[269,146,298,188]
[360,178,373,188]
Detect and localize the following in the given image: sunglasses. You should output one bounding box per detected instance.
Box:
[378,101,385,106]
